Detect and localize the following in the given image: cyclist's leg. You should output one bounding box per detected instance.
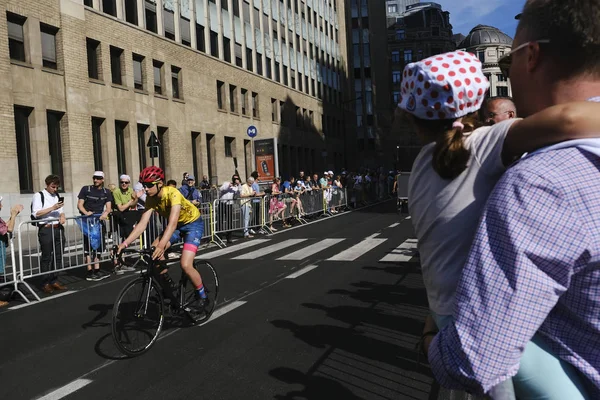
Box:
[173,219,203,288]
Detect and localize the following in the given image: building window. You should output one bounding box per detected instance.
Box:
[40,24,58,69]
[393,91,401,104]
[432,26,440,36]
[110,46,124,85]
[157,126,167,172]
[153,60,163,94]
[395,29,405,40]
[210,30,219,57]
[229,84,238,113]
[125,0,138,25]
[145,0,157,33]
[14,106,33,193]
[280,101,285,125]
[171,66,182,99]
[115,121,128,175]
[47,111,65,186]
[241,88,248,115]
[256,53,263,75]
[497,86,509,97]
[246,48,253,72]
[137,124,147,170]
[86,38,101,79]
[133,53,144,90]
[102,0,117,17]
[191,132,201,180]
[265,57,272,79]
[477,50,485,63]
[163,6,175,40]
[392,71,401,84]
[274,62,281,82]
[271,98,277,122]
[497,73,507,82]
[7,12,26,62]
[235,43,243,67]
[181,17,191,46]
[92,117,104,171]
[217,80,225,109]
[388,4,397,13]
[391,50,400,64]
[223,37,232,63]
[84,0,93,6]
[283,66,288,86]
[224,136,234,157]
[252,92,259,118]
[196,24,205,52]
[404,49,412,63]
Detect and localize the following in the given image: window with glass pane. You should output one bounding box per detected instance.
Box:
[47,111,65,187]
[229,84,237,112]
[392,71,401,83]
[133,54,144,90]
[210,31,219,57]
[497,86,509,97]
[256,53,263,75]
[478,50,485,63]
[137,124,147,169]
[224,137,234,157]
[196,24,206,52]
[110,46,124,85]
[217,81,225,109]
[115,121,128,175]
[84,0,93,6]
[86,38,100,79]
[145,0,158,33]
[41,24,58,69]
[241,88,248,115]
[125,0,138,24]
[163,7,175,40]
[153,60,163,94]
[14,106,33,193]
[271,98,277,121]
[388,4,397,13]
[395,29,405,40]
[171,66,181,99]
[391,50,400,63]
[92,117,104,171]
[103,0,117,16]
[252,92,259,118]
[404,49,412,63]
[7,13,26,62]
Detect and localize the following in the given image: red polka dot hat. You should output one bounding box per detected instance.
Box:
[397,50,490,120]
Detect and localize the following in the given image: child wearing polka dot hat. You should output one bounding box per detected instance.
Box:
[402,50,600,398]
[398,51,489,121]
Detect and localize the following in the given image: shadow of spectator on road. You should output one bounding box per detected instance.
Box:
[270,366,364,400]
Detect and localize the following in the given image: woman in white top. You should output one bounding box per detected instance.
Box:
[401,50,600,399]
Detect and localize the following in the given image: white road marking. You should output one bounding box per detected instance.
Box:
[36,378,92,400]
[379,239,418,263]
[9,290,78,310]
[198,239,270,259]
[286,265,319,278]
[232,239,307,260]
[277,239,344,260]
[366,233,380,239]
[388,223,400,228]
[404,216,411,220]
[198,300,246,325]
[327,238,387,261]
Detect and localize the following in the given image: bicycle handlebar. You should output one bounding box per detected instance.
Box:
[111,245,154,264]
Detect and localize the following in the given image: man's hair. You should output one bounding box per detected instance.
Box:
[250,170,259,179]
[166,179,177,186]
[518,0,600,77]
[485,96,516,110]
[45,174,60,186]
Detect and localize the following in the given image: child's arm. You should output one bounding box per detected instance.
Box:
[503,102,600,165]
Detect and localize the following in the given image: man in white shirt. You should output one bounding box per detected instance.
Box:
[31,175,67,294]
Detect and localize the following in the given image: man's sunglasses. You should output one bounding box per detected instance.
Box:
[498,39,551,78]
[142,181,160,188]
[93,176,104,180]
[120,181,130,184]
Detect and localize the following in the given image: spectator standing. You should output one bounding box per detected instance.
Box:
[111,175,140,274]
[311,174,320,190]
[0,197,23,306]
[219,175,240,244]
[484,96,517,125]
[249,171,265,233]
[268,177,287,230]
[77,171,112,281]
[31,175,68,294]
[179,175,202,206]
[240,177,256,238]
[166,180,177,188]
[200,175,210,189]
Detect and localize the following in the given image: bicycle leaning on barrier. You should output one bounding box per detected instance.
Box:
[111,246,219,356]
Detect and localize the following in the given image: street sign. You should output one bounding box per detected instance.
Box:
[147,131,160,147]
[247,125,258,138]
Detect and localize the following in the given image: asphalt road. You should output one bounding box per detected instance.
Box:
[0,200,435,400]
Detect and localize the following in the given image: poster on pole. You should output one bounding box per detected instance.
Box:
[254,138,279,183]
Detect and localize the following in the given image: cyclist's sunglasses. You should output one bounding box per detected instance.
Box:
[142,181,160,188]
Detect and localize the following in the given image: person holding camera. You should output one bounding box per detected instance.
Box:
[31,174,68,294]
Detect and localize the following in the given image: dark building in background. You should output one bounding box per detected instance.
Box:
[387,2,455,170]
[386,0,420,19]
[345,0,394,169]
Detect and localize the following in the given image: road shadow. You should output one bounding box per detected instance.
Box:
[271,367,364,400]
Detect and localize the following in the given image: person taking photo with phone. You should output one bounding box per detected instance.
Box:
[31,174,67,294]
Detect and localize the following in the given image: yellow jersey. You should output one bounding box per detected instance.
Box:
[145,186,200,225]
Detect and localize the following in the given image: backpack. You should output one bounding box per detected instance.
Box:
[30,191,45,227]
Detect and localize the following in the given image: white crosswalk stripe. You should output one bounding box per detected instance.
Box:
[277,238,345,260]
[379,239,418,263]
[327,238,387,261]
[232,239,307,260]
[199,239,270,259]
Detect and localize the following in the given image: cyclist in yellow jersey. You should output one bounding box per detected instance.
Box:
[117,166,209,311]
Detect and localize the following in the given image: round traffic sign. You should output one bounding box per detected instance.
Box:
[247,125,258,138]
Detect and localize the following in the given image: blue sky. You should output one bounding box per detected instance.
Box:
[433,0,524,39]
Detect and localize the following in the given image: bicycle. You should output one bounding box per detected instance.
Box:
[111,246,219,357]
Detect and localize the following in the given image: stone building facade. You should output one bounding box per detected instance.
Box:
[457,25,513,98]
[387,2,455,170]
[1,0,350,216]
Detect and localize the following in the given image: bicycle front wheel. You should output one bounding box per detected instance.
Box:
[112,277,164,356]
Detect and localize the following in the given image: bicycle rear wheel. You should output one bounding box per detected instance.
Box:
[112,277,164,356]
[181,260,219,324]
